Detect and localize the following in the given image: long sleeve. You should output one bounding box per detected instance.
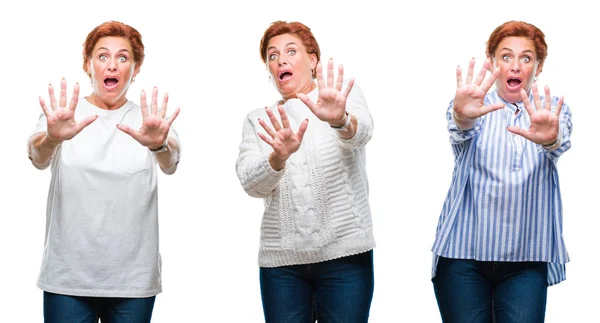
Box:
[235,113,285,198]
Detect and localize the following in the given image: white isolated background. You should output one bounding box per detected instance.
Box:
[0,0,596,322]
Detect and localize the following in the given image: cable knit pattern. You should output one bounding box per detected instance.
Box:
[236,84,375,267]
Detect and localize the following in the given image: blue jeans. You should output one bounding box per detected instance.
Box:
[433,257,548,323]
[43,292,156,323]
[260,250,374,323]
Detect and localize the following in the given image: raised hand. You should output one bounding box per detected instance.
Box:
[453,58,504,126]
[117,87,180,149]
[507,84,563,145]
[297,58,353,127]
[40,78,98,142]
[257,105,308,170]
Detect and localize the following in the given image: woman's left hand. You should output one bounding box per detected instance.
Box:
[507,84,563,145]
[297,58,353,127]
[117,87,180,149]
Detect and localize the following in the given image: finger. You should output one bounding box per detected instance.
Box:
[60,78,67,107]
[520,89,535,116]
[297,93,318,114]
[116,123,140,141]
[166,107,180,127]
[151,87,159,116]
[532,83,542,112]
[295,118,309,142]
[140,90,149,118]
[278,105,290,129]
[341,78,355,99]
[257,132,275,147]
[543,85,551,111]
[335,64,344,91]
[74,115,98,135]
[39,97,51,117]
[48,83,57,110]
[265,107,281,131]
[159,92,169,118]
[466,58,475,84]
[316,61,325,91]
[480,102,505,116]
[474,60,489,86]
[327,58,334,88]
[507,126,532,141]
[456,65,463,88]
[257,118,276,138]
[69,83,80,111]
[555,96,564,117]
[480,67,500,93]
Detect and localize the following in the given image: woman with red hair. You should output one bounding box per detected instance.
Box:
[28,20,181,322]
[431,20,572,322]
[236,20,375,322]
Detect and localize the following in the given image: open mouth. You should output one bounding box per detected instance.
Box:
[104,77,119,88]
[278,71,293,82]
[507,78,521,89]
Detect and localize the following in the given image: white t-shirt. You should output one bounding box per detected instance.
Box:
[31,98,178,298]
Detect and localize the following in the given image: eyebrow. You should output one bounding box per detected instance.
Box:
[96,47,131,53]
[267,42,298,52]
[499,47,535,55]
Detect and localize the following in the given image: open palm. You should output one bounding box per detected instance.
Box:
[39,79,98,142]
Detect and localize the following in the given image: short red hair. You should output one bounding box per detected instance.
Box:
[486,21,547,63]
[259,21,321,78]
[82,21,144,75]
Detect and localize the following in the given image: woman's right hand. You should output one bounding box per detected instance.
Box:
[257,105,308,171]
[39,78,97,143]
[453,58,504,128]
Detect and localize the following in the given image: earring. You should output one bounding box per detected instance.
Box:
[534,77,538,83]
[132,77,136,83]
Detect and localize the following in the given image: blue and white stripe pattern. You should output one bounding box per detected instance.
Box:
[431,90,572,286]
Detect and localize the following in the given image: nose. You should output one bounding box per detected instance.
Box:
[277,56,288,66]
[107,58,118,71]
[509,59,520,72]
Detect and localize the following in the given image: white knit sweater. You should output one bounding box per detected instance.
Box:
[235,85,375,267]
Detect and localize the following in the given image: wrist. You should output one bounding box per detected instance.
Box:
[268,152,287,171]
[329,111,351,131]
[542,136,560,150]
[452,110,477,130]
[149,140,169,153]
[44,133,63,147]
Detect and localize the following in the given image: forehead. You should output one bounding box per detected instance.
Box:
[93,36,133,52]
[496,36,536,55]
[267,33,304,50]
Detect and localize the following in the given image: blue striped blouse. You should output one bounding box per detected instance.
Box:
[431,89,572,286]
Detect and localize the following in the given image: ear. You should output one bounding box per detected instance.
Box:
[487,56,495,71]
[133,64,140,79]
[535,61,543,77]
[85,59,92,77]
[309,53,317,71]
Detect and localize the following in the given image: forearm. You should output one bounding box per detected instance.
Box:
[151,137,180,175]
[28,132,62,169]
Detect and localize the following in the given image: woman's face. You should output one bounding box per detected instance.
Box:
[86,36,139,109]
[491,36,542,103]
[266,33,317,100]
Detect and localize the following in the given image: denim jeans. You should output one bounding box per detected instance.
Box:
[260,250,374,323]
[433,256,548,323]
[43,291,156,323]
